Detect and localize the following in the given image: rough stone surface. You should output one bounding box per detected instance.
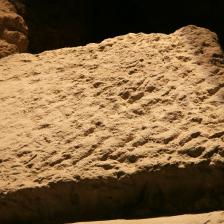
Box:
[0,0,28,59]
[75,211,224,224]
[0,26,224,223]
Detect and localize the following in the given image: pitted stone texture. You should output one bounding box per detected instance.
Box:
[0,0,28,58]
[0,26,224,223]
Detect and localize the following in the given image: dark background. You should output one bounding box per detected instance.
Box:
[19,0,224,53]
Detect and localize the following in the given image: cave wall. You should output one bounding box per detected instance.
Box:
[0,0,28,58]
[10,0,224,53]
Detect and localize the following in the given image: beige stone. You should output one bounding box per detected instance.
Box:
[74,211,224,224]
[0,25,223,223]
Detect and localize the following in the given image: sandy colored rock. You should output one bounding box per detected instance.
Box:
[74,211,224,224]
[0,25,224,223]
[0,0,28,58]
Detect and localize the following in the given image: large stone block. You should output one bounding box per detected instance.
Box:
[0,25,223,223]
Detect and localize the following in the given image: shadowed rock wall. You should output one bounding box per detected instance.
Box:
[9,0,224,53]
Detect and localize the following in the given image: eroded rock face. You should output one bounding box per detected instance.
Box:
[0,0,28,58]
[0,26,224,223]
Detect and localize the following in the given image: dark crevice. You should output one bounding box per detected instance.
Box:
[11,0,224,53]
